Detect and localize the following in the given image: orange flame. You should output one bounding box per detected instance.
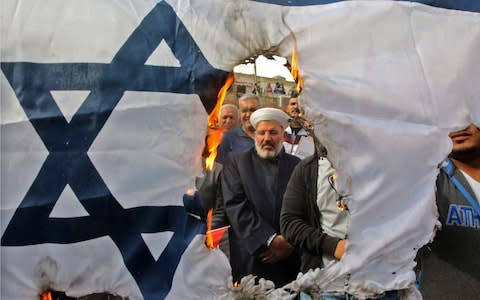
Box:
[186,188,195,196]
[205,74,235,171]
[205,209,214,248]
[41,291,52,300]
[205,208,230,249]
[205,127,223,172]
[290,40,303,94]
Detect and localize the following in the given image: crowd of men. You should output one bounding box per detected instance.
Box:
[187,91,479,300]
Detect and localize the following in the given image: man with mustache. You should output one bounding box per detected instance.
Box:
[216,93,260,164]
[219,104,239,132]
[221,107,301,287]
[283,92,315,159]
[420,123,480,299]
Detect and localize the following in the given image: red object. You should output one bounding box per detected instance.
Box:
[205,226,230,248]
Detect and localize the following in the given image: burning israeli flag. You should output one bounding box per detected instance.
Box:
[1,0,479,299]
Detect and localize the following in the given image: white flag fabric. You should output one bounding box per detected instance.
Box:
[1,1,230,299]
[2,0,479,299]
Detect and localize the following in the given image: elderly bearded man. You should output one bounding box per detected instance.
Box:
[222,108,301,287]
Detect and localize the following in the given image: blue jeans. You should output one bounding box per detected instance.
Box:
[300,291,399,300]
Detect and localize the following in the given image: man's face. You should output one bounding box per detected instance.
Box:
[449,124,480,157]
[220,107,238,130]
[254,120,284,159]
[239,99,260,131]
[286,97,299,117]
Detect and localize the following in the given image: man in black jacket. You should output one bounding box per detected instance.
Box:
[280,154,347,274]
[281,153,404,300]
[222,108,300,287]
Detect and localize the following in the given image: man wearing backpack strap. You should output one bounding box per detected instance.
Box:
[420,124,480,299]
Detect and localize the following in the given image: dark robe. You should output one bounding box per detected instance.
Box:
[222,147,300,287]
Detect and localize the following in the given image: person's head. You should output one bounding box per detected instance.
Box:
[219,104,239,131]
[250,108,289,159]
[285,96,299,118]
[238,93,261,132]
[449,123,480,162]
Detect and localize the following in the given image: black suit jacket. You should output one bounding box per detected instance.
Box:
[222,148,300,286]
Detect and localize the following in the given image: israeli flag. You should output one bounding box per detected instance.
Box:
[2,0,479,299]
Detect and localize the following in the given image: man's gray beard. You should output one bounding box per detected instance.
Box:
[255,141,283,159]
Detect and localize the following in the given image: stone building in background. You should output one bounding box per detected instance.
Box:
[224,72,296,109]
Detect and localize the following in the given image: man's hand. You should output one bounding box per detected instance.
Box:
[259,235,294,264]
[334,239,346,260]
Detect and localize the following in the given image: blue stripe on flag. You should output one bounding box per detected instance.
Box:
[250,0,480,12]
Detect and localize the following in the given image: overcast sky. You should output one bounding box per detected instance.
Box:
[233,55,294,81]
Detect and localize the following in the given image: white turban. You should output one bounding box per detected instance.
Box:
[249,107,290,129]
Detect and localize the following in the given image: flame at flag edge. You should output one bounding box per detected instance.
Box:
[290,39,303,94]
[205,73,235,171]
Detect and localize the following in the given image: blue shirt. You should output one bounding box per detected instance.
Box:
[216,127,254,164]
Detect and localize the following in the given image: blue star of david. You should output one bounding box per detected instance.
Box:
[1,2,228,299]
